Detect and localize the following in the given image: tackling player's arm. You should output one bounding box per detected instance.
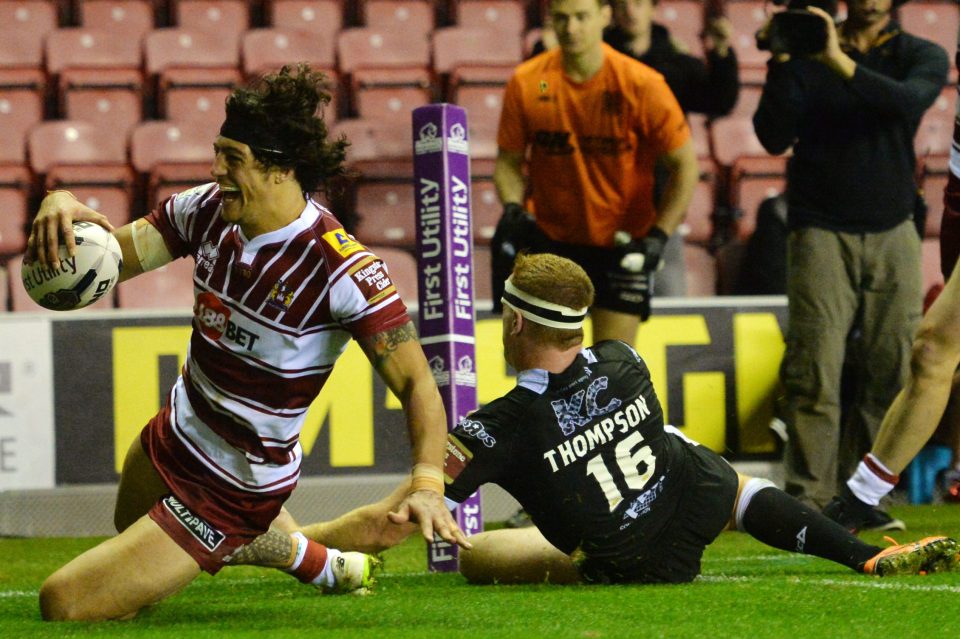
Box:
[357,321,470,550]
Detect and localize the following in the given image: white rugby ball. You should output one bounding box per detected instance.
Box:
[21,221,123,311]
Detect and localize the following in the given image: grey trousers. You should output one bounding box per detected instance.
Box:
[781,219,922,508]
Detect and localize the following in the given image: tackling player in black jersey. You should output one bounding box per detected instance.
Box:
[297,253,959,582]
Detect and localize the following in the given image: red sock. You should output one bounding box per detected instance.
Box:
[287,532,329,584]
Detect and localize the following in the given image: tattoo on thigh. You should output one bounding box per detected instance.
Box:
[228,529,294,568]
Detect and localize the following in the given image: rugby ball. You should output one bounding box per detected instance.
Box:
[21,221,123,311]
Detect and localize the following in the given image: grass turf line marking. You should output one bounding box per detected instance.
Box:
[0,590,35,599]
[701,575,960,592]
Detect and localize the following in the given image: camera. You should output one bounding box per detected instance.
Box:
[756,0,838,56]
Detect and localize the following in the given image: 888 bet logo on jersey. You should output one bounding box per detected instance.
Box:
[194,292,261,351]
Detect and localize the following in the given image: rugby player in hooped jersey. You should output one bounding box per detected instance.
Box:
[299,253,959,583]
[27,64,469,621]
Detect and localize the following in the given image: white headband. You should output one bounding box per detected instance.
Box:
[501,279,588,329]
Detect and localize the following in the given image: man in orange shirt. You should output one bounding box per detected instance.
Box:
[492,0,699,345]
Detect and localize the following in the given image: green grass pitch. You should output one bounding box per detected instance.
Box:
[2,504,960,638]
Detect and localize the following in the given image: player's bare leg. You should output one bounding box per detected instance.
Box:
[39,516,201,621]
[870,264,960,473]
[459,527,580,584]
[114,435,170,532]
[589,308,640,346]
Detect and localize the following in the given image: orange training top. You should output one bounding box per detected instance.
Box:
[497,44,690,247]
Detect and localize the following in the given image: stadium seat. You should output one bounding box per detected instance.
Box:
[116,255,197,309]
[0,26,47,144]
[453,1,526,34]
[731,170,786,241]
[472,244,493,304]
[28,120,135,227]
[45,28,144,137]
[678,159,718,245]
[268,0,343,40]
[447,84,504,164]
[730,83,763,118]
[710,115,782,167]
[688,113,711,160]
[726,0,770,83]
[331,118,414,178]
[174,0,250,39]
[471,178,500,245]
[683,243,717,296]
[356,85,432,123]
[241,28,337,78]
[432,27,523,81]
[656,0,704,57]
[0,189,28,256]
[0,1,58,42]
[130,119,215,208]
[368,245,418,302]
[362,0,434,37]
[922,237,944,293]
[144,28,241,126]
[0,262,8,310]
[78,0,154,40]
[899,2,958,68]
[354,182,417,247]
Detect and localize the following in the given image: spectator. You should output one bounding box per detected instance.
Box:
[753,0,948,517]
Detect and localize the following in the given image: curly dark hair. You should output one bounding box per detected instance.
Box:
[224,64,348,195]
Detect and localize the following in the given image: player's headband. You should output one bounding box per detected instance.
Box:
[501,279,587,329]
[219,114,288,159]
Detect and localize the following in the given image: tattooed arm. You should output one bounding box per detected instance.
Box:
[356,321,470,549]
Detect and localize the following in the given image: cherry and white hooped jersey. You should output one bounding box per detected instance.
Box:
[145,183,410,494]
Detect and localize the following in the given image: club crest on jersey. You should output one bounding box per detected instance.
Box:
[162,495,225,551]
[322,230,364,258]
[551,376,622,436]
[266,279,295,311]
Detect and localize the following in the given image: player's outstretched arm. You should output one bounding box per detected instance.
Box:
[357,322,470,550]
[27,190,115,268]
[112,219,174,283]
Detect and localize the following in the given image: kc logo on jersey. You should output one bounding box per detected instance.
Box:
[551,376,622,436]
[195,292,260,351]
[322,230,364,258]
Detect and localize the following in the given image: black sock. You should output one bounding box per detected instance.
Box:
[741,487,882,571]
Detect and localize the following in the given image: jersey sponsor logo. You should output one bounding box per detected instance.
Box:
[266,279,295,311]
[796,526,807,553]
[443,434,474,482]
[533,130,575,155]
[322,230,364,258]
[162,495,225,552]
[619,475,665,529]
[196,241,219,277]
[453,418,496,448]
[543,394,652,472]
[195,292,261,351]
[349,257,397,304]
[551,376,622,436]
[579,136,631,156]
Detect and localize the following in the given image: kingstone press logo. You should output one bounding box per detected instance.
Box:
[415,122,442,155]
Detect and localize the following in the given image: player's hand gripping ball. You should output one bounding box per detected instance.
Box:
[21,221,123,310]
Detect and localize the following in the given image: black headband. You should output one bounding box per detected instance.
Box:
[219,114,288,158]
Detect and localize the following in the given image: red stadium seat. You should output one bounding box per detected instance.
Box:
[0,26,47,142]
[899,2,959,68]
[454,1,526,34]
[683,243,717,296]
[363,0,435,37]
[174,0,250,39]
[472,244,493,303]
[915,87,956,158]
[0,188,29,256]
[656,0,704,57]
[268,0,343,39]
[46,28,144,137]
[144,28,241,125]
[79,0,154,40]
[710,115,784,167]
[354,182,417,247]
[367,245,418,302]
[356,85,432,123]
[330,118,413,179]
[471,178,501,245]
[0,261,8,310]
[450,84,504,162]
[726,0,771,83]
[731,83,763,118]
[241,28,337,77]
[0,1,58,42]
[117,256,197,309]
[432,27,523,80]
[27,120,135,227]
[679,159,718,245]
[130,120,215,208]
[688,113,711,159]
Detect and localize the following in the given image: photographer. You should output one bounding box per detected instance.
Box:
[753,0,948,521]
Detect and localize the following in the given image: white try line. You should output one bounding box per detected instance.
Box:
[700,575,960,593]
[0,590,35,599]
